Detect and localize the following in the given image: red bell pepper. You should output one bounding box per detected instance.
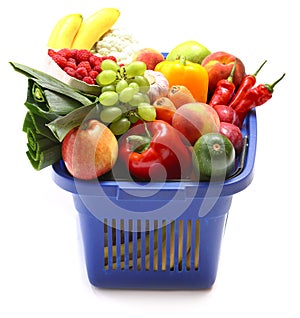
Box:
[119,120,192,180]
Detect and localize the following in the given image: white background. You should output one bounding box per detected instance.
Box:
[1,0,299,317]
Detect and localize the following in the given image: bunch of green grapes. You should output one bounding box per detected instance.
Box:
[96,59,156,136]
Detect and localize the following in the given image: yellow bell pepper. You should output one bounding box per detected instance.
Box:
[154,56,209,103]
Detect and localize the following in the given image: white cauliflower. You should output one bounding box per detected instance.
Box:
[94,28,140,65]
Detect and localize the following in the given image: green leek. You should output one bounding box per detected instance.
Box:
[23,111,61,170]
[10,61,101,170]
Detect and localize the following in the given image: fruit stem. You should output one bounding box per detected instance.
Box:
[179,55,187,66]
[265,73,286,93]
[228,59,237,83]
[253,60,267,77]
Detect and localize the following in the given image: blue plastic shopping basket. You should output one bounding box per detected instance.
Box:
[52,110,257,289]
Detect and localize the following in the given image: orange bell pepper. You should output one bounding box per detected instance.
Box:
[154,56,209,103]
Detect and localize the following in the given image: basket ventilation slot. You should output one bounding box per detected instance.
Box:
[103,219,200,272]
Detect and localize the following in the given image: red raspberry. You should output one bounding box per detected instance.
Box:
[51,54,67,69]
[108,55,117,62]
[48,49,56,57]
[89,70,99,79]
[76,49,93,63]
[57,48,72,59]
[77,61,92,72]
[64,67,76,77]
[75,67,88,80]
[68,57,76,64]
[93,65,102,73]
[65,60,77,69]
[82,77,95,85]
[89,55,99,67]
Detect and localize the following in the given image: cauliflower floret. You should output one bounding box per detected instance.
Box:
[94,28,140,65]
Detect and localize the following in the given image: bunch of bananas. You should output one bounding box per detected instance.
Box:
[47,7,120,51]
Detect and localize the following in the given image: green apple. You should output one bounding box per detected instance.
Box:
[166,40,211,64]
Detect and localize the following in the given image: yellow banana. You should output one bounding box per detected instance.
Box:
[71,7,120,50]
[47,13,83,49]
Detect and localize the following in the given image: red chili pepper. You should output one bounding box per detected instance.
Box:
[208,59,236,107]
[234,73,286,126]
[229,60,267,109]
[119,120,192,180]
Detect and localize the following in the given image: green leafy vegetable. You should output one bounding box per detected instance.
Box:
[47,102,99,142]
[23,111,61,170]
[10,61,100,170]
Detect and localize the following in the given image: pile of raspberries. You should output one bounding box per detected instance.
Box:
[48,48,118,85]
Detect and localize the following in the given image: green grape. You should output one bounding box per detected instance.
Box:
[96,70,117,86]
[110,117,131,135]
[128,82,140,94]
[100,106,122,123]
[101,59,120,72]
[101,84,116,93]
[128,93,145,106]
[138,103,156,121]
[99,91,119,106]
[119,87,135,103]
[116,79,129,93]
[130,76,150,93]
[141,93,150,104]
[125,61,147,77]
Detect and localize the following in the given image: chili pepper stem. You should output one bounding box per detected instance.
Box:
[265,73,286,93]
[228,59,237,83]
[253,60,267,77]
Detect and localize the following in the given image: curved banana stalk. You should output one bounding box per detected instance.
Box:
[47,13,83,49]
[71,8,120,50]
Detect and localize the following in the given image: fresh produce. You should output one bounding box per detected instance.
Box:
[155,56,209,103]
[119,120,192,180]
[152,97,176,124]
[71,8,120,50]
[212,104,239,126]
[208,60,236,107]
[219,122,243,155]
[193,133,235,180]
[48,48,117,85]
[144,70,169,103]
[166,40,211,64]
[94,28,140,65]
[167,85,195,108]
[172,102,220,145]
[201,51,246,99]
[228,60,267,109]
[10,7,286,182]
[10,61,98,171]
[132,48,165,70]
[62,119,118,180]
[47,13,83,49]
[230,73,286,126]
[22,111,62,170]
[94,59,158,135]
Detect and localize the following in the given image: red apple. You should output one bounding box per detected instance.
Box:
[213,104,240,126]
[219,122,243,155]
[132,48,165,70]
[62,119,118,180]
[172,102,220,145]
[201,51,246,99]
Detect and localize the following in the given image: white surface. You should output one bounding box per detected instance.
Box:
[1,1,299,317]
